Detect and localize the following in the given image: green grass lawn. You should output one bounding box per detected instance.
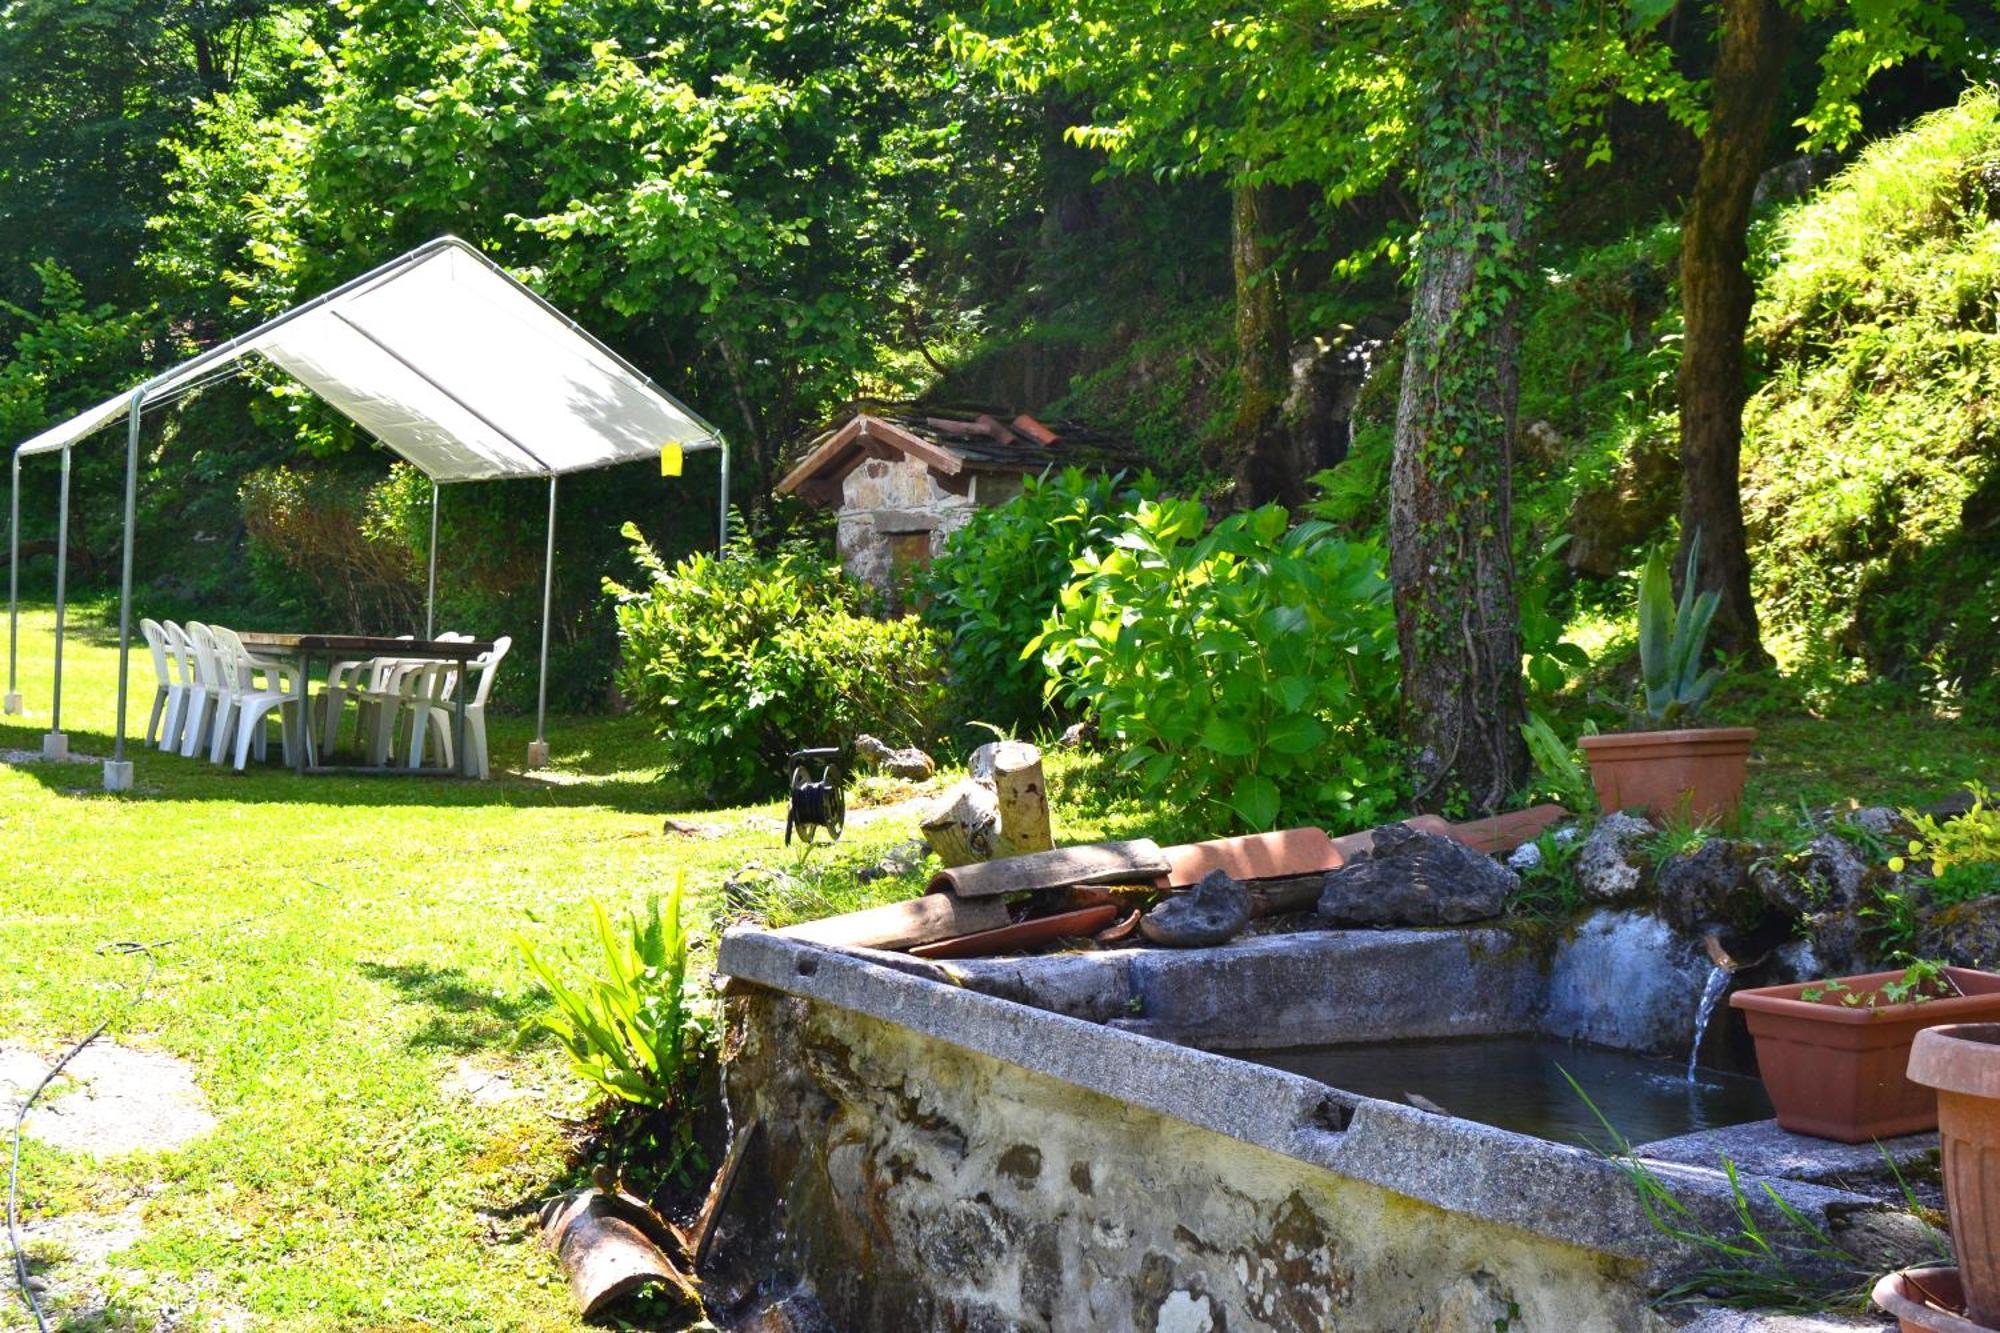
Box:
[0,602,951,1331]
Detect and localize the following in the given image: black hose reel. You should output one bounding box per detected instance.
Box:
[784,747,846,845]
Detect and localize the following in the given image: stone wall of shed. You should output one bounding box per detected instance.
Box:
[708,987,1651,1332]
[834,457,1024,592]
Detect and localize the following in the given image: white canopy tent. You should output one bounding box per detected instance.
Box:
[6,235,729,791]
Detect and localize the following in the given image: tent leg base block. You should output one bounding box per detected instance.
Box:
[103,760,133,792]
[3,693,19,715]
[526,740,549,770]
[42,731,67,761]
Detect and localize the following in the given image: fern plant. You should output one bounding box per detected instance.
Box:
[513,871,713,1111]
[1637,530,1724,726]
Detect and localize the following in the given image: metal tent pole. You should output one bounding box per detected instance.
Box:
[716,436,731,553]
[527,474,556,770]
[6,450,20,714]
[43,446,70,760]
[426,480,440,639]
[104,390,142,791]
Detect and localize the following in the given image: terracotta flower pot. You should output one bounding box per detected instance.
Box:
[1874,1267,1999,1332]
[1577,726,1756,823]
[1910,1024,2000,1326]
[1731,968,2000,1143]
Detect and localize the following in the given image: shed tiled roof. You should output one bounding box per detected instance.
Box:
[775,401,1143,507]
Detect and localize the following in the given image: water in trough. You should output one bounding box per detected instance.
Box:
[1237,1035,1771,1148]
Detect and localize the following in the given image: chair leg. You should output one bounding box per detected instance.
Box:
[210,698,237,765]
[180,691,212,759]
[320,688,347,759]
[420,710,452,771]
[146,688,166,746]
[233,703,266,771]
[159,690,182,751]
[366,702,398,767]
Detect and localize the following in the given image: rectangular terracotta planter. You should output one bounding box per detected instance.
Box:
[1578,726,1755,824]
[1731,967,2000,1142]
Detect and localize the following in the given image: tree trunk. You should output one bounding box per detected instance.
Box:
[1675,0,1791,666]
[1228,181,1304,509]
[1388,0,1560,814]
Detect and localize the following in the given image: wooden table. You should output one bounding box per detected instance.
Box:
[237,633,496,778]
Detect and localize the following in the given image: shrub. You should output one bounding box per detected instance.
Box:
[1894,782,2000,877]
[922,467,1145,734]
[1031,498,1403,834]
[608,527,946,802]
[239,464,425,632]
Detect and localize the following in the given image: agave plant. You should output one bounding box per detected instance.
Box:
[1637,530,1723,726]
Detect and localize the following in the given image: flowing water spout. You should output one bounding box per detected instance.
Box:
[1687,930,1741,1084]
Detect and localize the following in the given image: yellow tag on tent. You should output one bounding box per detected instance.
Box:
[660,443,683,477]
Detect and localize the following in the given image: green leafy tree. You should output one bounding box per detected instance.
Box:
[0,0,299,317]
[153,0,1035,490]
[953,0,1410,506]
[1388,0,1574,814]
[1668,0,1974,664]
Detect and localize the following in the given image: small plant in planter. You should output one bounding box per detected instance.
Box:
[1578,531,1757,822]
[1731,959,2000,1143]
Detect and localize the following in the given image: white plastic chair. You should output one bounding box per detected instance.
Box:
[207,627,283,766]
[157,620,193,750]
[410,635,509,777]
[357,657,442,767]
[352,634,469,767]
[320,636,413,759]
[140,619,178,748]
[178,623,221,758]
[220,626,313,771]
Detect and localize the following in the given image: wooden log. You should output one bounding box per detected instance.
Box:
[990,744,1053,859]
[539,1189,700,1320]
[928,839,1171,898]
[920,778,1000,867]
[776,892,1009,951]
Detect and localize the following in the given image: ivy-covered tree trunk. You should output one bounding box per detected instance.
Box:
[1388,0,1561,813]
[1676,0,1791,666]
[1228,180,1303,508]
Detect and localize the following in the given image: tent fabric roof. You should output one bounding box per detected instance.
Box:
[14,237,722,483]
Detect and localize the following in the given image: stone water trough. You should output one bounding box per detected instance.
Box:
[706,912,1937,1332]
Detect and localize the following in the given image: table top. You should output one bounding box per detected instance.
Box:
[237,632,496,659]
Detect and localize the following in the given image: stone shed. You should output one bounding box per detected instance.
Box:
[774,404,1140,591]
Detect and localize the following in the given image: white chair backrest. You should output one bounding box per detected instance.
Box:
[141,618,170,685]
[469,636,511,708]
[367,637,416,691]
[162,620,192,684]
[185,622,218,686]
[210,626,253,690]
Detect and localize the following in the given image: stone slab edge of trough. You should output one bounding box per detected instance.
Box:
[716,925,1887,1266]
